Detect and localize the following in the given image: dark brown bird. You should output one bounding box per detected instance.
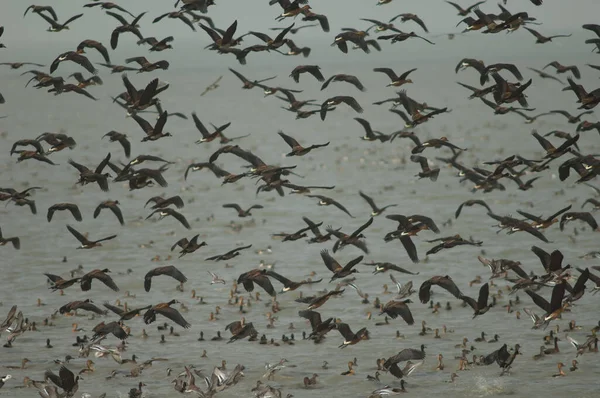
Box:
[560,212,598,231]
[390,13,428,32]
[0,227,20,250]
[47,203,82,223]
[462,283,492,318]
[223,203,264,218]
[83,2,135,18]
[81,268,119,292]
[524,27,571,43]
[373,67,417,87]
[359,191,397,216]
[102,131,131,158]
[125,56,170,73]
[327,217,373,254]
[69,72,103,88]
[266,270,323,292]
[320,96,363,120]
[379,299,415,325]
[517,205,572,229]
[66,225,117,249]
[290,65,325,83]
[321,74,366,91]
[171,234,206,258]
[44,366,80,397]
[152,11,196,31]
[68,152,112,191]
[59,299,106,315]
[144,265,187,292]
[237,269,277,297]
[332,30,370,54]
[227,322,257,343]
[279,39,312,57]
[45,273,81,291]
[93,200,124,225]
[199,19,240,50]
[419,275,463,304]
[98,62,139,73]
[229,68,277,89]
[455,199,492,219]
[544,62,581,79]
[278,131,329,156]
[527,67,564,84]
[336,322,368,348]
[103,303,152,321]
[298,309,336,340]
[412,137,465,154]
[532,130,579,159]
[50,51,97,75]
[109,11,146,50]
[205,244,252,261]
[24,5,58,20]
[426,234,483,255]
[192,113,232,143]
[0,62,45,69]
[306,289,345,310]
[378,31,435,45]
[307,195,354,218]
[144,300,191,329]
[445,1,487,16]
[549,110,593,124]
[36,12,83,32]
[248,23,296,50]
[145,195,184,210]
[411,155,440,181]
[146,208,191,229]
[76,39,110,63]
[320,249,363,282]
[131,111,172,142]
[137,36,174,51]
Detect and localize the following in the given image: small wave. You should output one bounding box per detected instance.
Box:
[473,375,515,396]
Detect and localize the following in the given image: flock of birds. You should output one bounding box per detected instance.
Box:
[1,0,600,397]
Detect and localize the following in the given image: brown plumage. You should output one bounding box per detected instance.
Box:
[66,224,116,249]
[92,320,128,340]
[320,249,363,282]
[320,96,363,120]
[379,299,415,325]
[45,273,81,291]
[145,195,184,210]
[418,275,463,303]
[76,39,110,63]
[144,265,187,292]
[525,27,572,44]
[80,268,119,292]
[47,203,81,223]
[94,200,124,225]
[289,65,325,83]
[223,203,264,218]
[59,299,107,315]
[146,208,191,229]
[144,300,191,329]
[278,131,329,156]
[237,269,277,297]
[321,74,366,91]
[0,227,20,250]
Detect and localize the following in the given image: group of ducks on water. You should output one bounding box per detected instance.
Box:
[1,0,600,397]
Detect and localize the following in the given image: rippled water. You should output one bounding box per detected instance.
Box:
[1,0,600,397]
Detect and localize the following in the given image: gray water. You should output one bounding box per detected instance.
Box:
[1,0,600,397]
